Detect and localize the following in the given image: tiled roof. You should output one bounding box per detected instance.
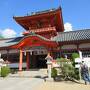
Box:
[0,29,90,48]
[0,35,3,39]
[0,37,22,47]
[52,29,90,42]
[0,33,51,48]
[31,8,56,15]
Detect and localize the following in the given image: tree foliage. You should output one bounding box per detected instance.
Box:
[71,53,79,66]
[51,68,57,78]
[72,53,79,61]
[62,63,75,80]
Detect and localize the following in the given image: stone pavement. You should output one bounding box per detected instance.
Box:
[0,77,90,90]
[0,77,43,90]
[0,69,47,90]
[1,70,90,90]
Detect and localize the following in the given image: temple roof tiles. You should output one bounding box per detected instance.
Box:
[52,29,90,42]
[0,33,51,48]
[0,29,90,48]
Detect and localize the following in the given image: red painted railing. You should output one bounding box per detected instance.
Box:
[23,27,56,35]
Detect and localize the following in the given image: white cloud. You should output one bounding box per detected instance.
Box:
[64,22,73,32]
[1,28,17,38]
[19,32,24,37]
[0,29,2,33]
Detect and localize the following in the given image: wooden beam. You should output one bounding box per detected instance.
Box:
[26,52,30,70]
[6,50,9,61]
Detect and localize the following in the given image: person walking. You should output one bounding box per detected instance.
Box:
[80,61,90,85]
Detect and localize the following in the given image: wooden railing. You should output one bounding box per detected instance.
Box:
[30,27,56,33]
[23,27,56,35]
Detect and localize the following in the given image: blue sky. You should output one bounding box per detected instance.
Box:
[0,0,90,38]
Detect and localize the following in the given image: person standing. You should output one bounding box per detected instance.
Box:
[80,61,90,85]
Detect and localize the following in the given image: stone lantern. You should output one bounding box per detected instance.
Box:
[45,53,53,81]
[0,53,6,71]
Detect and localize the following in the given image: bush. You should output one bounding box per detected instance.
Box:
[73,68,80,80]
[62,63,75,80]
[1,66,10,77]
[51,68,57,79]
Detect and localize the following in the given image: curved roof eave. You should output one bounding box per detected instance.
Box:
[0,34,57,49]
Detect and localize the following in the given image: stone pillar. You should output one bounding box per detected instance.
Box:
[19,49,23,71]
[79,50,82,59]
[47,60,52,78]
[78,50,82,81]
[26,52,29,70]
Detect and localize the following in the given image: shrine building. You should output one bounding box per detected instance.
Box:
[0,7,90,71]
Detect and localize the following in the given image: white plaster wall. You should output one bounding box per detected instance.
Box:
[61,44,77,50]
[0,49,19,54]
[0,50,7,54]
[9,49,19,53]
[79,43,90,48]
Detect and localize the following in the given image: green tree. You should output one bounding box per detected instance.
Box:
[71,53,80,80]
[72,53,79,66]
[62,63,75,80]
[72,53,79,61]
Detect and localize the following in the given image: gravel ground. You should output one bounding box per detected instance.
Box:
[36,81,90,90]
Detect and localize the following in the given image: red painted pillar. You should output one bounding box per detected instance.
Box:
[19,49,23,71]
[26,52,30,70]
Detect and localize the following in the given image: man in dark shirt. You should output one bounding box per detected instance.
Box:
[81,61,90,85]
